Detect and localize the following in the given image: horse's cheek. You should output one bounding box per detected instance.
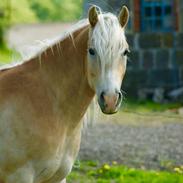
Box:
[118,62,126,81]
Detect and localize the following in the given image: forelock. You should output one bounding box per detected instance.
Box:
[91,13,128,62]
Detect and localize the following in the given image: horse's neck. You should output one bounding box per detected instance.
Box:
[36,25,94,125]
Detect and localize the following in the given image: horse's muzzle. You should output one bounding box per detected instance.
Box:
[98,90,122,114]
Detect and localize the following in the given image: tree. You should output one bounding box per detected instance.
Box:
[0,9,5,47]
[0,0,11,48]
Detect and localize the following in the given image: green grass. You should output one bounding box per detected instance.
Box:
[123,98,182,113]
[0,0,83,24]
[67,161,183,183]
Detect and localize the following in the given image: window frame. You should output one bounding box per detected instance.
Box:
[140,0,175,32]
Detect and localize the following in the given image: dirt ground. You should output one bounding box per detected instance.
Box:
[7,23,73,51]
[79,111,183,170]
[7,23,183,170]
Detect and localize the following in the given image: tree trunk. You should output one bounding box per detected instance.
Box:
[0,27,3,46]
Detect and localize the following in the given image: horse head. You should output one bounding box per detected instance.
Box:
[87,5,130,114]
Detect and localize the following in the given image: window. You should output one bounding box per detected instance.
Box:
[141,0,175,32]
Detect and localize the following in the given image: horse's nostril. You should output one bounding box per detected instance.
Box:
[100,91,105,103]
[118,91,122,99]
[116,91,122,106]
[99,91,108,108]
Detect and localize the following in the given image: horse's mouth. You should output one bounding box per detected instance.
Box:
[98,101,121,115]
[101,109,118,115]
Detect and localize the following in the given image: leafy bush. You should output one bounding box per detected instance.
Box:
[0,25,4,47]
[0,0,83,60]
[0,0,83,24]
[0,0,37,24]
[0,18,8,48]
[29,0,83,22]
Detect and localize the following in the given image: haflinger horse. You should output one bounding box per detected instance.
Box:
[0,5,129,183]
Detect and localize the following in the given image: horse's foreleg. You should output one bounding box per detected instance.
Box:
[6,165,34,183]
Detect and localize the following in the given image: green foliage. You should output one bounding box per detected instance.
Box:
[30,0,54,22]
[67,161,183,183]
[0,2,8,46]
[0,26,4,47]
[11,0,37,24]
[30,0,83,22]
[123,98,182,113]
[0,0,83,61]
[0,0,83,24]
[0,47,20,63]
[52,0,83,21]
[0,0,37,24]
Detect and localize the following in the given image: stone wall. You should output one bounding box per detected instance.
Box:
[123,32,183,98]
[179,0,183,32]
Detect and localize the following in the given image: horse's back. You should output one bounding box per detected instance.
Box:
[0,63,54,116]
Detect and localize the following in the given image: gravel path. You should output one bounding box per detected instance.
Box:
[7,23,73,51]
[7,23,183,170]
[79,115,183,169]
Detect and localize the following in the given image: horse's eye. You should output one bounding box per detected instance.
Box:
[123,49,130,56]
[89,48,95,56]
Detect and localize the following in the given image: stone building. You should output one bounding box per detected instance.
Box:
[83,0,183,100]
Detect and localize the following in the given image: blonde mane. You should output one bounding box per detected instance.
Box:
[91,11,128,77]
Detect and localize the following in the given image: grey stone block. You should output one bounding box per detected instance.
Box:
[180,69,183,83]
[142,51,154,69]
[139,33,162,49]
[123,69,180,97]
[175,50,183,67]
[126,34,134,48]
[162,33,174,48]
[155,49,169,69]
[176,33,183,48]
[128,50,140,69]
[123,70,148,88]
[147,69,179,88]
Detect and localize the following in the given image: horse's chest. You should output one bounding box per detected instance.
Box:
[36,155,72,183]
[36,131,81,183]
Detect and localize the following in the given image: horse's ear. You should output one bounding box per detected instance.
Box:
[118,6,129,28]
[88,6,98,27]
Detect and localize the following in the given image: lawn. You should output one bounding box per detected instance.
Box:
[123,98,182,113]
[67,161,183,183]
